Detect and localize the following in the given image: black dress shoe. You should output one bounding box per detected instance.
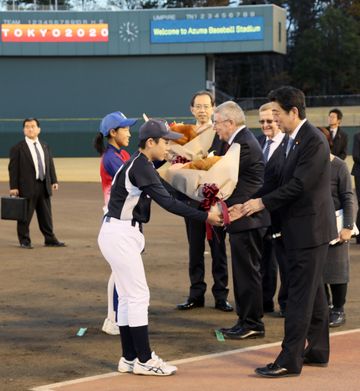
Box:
[329,310,345,327]
[176,297,204,310]
[20,243,33,249]
[255,363,299,378]
[45,241,66,247]
[303,357,328,367]
[215,300,233,312]
[222,326,265,340]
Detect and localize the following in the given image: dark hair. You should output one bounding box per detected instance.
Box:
[93,132,106,155]
[267,86,306,120]
[317,127,333,148]
[23,118,40,127]
[138,137,160,149]
[190,90,215,107]
[329,108,343,120]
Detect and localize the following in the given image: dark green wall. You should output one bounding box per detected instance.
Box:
[0,55,205,157]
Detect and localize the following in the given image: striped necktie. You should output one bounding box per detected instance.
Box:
[285,138,294,158]
[34,142,45,181]
[263,139,273,162]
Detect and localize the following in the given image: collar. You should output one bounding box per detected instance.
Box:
[228,125,246,145]
[267,131,284,143]
[289,119,307,141]
[107,143,122,153]
[25,136,39,144]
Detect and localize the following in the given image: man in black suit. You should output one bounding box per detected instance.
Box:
[214,101,270,339]
[177,91,232,312]
[256,103,288,315]
[328,108,348,160]
[231,86,337,377]
[8,118,65,249]
[351,131,360,243]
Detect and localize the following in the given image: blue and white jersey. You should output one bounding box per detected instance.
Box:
[107,151,207,224]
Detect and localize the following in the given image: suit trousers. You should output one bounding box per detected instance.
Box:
[260,229,277,311]
[273,237,289,311]
[229,228,267,330]
[275,243,329,373]
[17,181,56,245]
[184,216,228,301]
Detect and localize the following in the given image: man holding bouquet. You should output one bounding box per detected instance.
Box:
[177,91,232,312]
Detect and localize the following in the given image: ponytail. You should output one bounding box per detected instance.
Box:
[93,132,105,155]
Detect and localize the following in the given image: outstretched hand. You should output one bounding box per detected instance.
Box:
[206,211,223,227]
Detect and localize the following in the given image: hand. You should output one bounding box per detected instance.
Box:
[10,189,19,197]
[242,198,265,216]
[339,228,352,243]
[52,183,59,191]
[228,204,246,221]
[206,211,223,227]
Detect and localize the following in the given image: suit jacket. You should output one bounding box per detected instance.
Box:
[256,134,289,233]
[9,139,57,198]
[262,121,337,250]
[226,127,271,233]
[328,126,348,160]
[351,132,360,177]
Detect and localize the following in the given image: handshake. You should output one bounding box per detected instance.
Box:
[206,198,265,227]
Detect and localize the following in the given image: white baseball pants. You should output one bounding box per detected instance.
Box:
[98,218,149,327]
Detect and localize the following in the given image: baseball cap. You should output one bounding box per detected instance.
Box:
[100,111,137,137]
[139,119,183,141]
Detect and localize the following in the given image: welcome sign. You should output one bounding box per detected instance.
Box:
[151,17,264,43]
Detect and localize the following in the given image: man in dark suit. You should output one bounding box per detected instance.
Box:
[214,101,270,339]
[231,86,337,377]
[256,103,288,316]
[177,91,232,312]
[328,108,348,160]
[351,131,360,243]
[8,118,65,249]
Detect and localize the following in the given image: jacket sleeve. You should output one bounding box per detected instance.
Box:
[337,161,354,228]
[47,146,58,184]
[352,133,360,164]
[141,183,208,222]
[338,130,348,160]
[8,145,20,190]
[262,136,328,212]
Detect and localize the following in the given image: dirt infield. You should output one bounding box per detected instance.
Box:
[1,182,360,391]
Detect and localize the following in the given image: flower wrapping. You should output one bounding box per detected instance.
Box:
[158,142,240,203]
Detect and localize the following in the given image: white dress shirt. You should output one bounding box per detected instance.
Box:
[265,131,285,161]
[25,137,46,180]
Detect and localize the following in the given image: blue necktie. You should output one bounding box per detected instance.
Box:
[34,142,45,181]
[263,139,273,162]
[285,138,294,158]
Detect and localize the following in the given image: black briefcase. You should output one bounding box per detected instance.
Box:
[1,196,28,222]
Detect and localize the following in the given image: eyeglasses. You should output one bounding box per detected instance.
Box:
[259,119,273,125]
[213,119,230,126]
[193,104,212,110]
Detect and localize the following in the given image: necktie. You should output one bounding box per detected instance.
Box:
[285,138,294,158]
[223,142,230,154]
[331,130,336,140]
[263,139,274,162]
[34,142,45,181]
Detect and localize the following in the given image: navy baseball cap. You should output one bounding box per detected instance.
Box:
[100,112,137,137]
[139,119,182,141]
